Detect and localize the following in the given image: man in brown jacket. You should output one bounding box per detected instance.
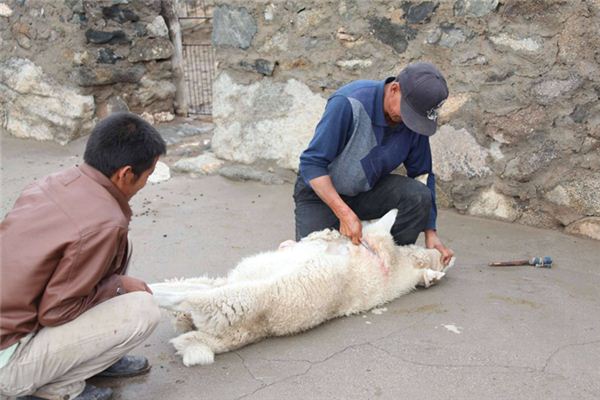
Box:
[0,112,167,400]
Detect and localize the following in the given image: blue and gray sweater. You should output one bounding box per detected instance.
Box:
[299,78,438,230]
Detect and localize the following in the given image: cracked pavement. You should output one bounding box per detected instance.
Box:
[2,134,599,400]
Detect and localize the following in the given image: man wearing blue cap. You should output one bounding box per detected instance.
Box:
[295,62,454,265]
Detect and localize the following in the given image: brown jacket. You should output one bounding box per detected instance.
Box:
[0,164,132,350]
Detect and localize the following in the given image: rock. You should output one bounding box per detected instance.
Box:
[147,16,168,37]
[405,2,438,24]
[0,58,95,145]
[212,5,257,49]
[140,111,155,125]
[438,24,467,48]
[219,165,285,185]
[96,96,129,119]
[565,217,600,241]
[158,122,214,145]
[489,33,542,53]
[468,187,520,222]
[212,72,327,170]
[75,65,145,86]
[239,59,276,76]
[102,5,139,23]
[85,29,129,45]
[335,59,373,70]
[154,111,174,123]
[545,173,600,216]
[531,76,582,106]
[97,48,123,64]
[485,105,547,144]
[454,0,498,17]
[0,3,13,17]
[368,16,416,53]
[128,37,174,62]
[173,153,224,175]
[148,161,171,183]
[16,34,32,49]
[134,76,176,107]
[430,125,491,181]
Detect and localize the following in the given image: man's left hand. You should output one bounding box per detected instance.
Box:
[424,229,454,266]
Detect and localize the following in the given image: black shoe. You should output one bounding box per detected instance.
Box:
[17,383,112,400]
[95,355,151,378]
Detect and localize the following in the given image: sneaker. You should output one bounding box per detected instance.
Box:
[18,383,112,400]
[95,355,151,378]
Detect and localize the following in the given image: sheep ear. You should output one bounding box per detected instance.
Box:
[371,209,398,234]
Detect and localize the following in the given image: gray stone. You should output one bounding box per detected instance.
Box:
[219,165,285,185]
[96,96,129,119]
[405,2,438,24]
[532,76,582,105]
[147,16,168,38]
[454,0,498,17]
[85,29,129,45]
[128,37,174,62]
[565,217,600,240]
[0,3,13,17]
[335,59,373,70]
[148,161,171,183]
[158,122,215,145]
[546,173,600,216]
[368,17,416,53]
[490,33,542,53]
[173,153,224,175]
[102,5,139,23]
[212,72,326,170]
[97,48,123,64]
[468,187,520,222]
[430,125,491,181]
[0,58,95,145]
[134,77,176,107]
[212,5,257,49]
[239,59,276,76]
[75,64,145,86]
[438,24,467,48]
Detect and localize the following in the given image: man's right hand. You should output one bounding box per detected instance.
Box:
[309,175,363,245]
[339,209,362,245]
[119,275,152,294]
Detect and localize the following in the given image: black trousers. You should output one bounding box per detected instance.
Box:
[293,174,431,245]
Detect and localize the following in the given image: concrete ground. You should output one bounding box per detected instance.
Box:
[1,133,599,400]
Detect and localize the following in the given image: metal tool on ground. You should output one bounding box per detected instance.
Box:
[488,256,553,268]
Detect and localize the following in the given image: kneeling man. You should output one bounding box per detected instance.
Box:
[0,112,167,400]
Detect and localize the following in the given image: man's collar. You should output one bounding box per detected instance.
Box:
[374,77,396,127]
[79,163,132,221]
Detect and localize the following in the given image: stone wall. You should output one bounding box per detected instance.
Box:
[210,0,600,240]
[0,0,176,143]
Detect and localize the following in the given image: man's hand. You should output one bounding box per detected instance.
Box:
[339,209,362,245]
[119,275,152,294]
[424,229,454,266]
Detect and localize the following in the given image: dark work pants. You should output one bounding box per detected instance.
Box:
[293,174,432,245]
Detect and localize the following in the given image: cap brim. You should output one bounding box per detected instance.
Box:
[400,96,437,136]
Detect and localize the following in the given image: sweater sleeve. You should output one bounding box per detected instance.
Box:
[37,227,127,327]
[404,135,438,230]
[299,95,354,185]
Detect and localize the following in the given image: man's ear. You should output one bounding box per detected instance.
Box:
[111,165,134,184]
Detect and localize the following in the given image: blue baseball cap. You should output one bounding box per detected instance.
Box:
[397,62,449,136]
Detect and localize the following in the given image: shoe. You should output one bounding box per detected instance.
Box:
[95,355,151,378]
[17,383,112,400]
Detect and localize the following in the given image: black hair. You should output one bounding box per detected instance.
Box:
[83,112,167,178]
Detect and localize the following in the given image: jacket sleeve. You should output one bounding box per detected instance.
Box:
[404,135,438,230]
[299,95,354,185]
[37,226,127,327]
